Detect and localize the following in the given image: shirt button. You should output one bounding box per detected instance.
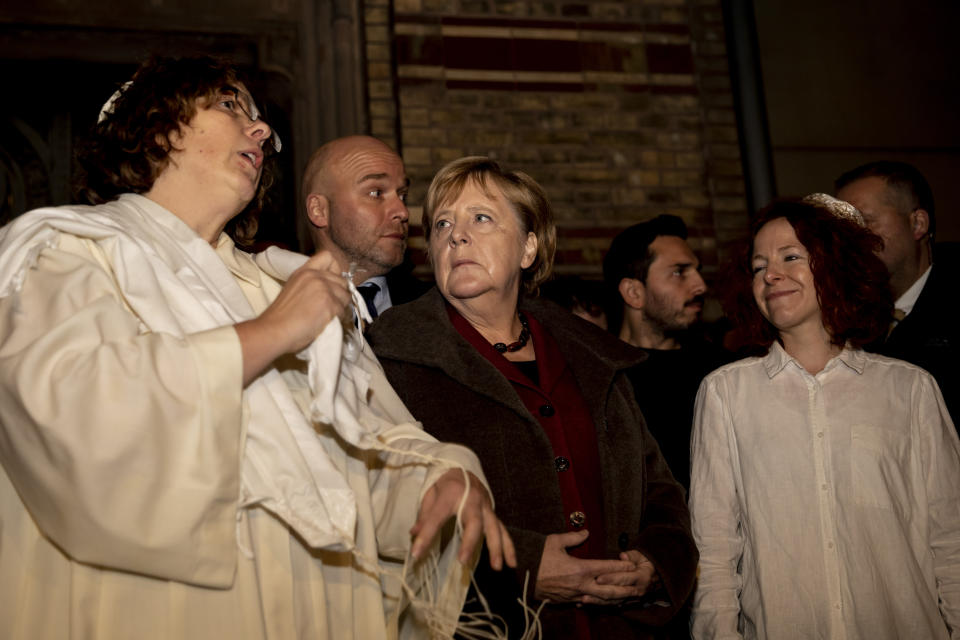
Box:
[827,541,835,549]
[618,532,630,550]
[555,456,570,472]
[569,511,586,528]
[817,432,824,438]
[539,404,555,417]
[821,483,828,490]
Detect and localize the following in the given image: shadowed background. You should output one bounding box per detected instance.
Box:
[2,0,956,309]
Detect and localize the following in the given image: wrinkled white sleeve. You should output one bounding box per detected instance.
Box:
[917,374,960,637]
[0,235,244,587]
[358,344,488,558]
[312,342,487,637]
[689,376,745,640]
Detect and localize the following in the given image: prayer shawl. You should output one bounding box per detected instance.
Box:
[0,193,491,638]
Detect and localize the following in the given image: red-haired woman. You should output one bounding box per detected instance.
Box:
[689,197,960,639]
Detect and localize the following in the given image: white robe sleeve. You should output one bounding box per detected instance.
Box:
[0,235,244,587]
[354,342,488,555]
[690,375,746,639]
[355,345,488,637]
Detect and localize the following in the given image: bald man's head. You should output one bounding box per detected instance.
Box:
[300,136,410,283]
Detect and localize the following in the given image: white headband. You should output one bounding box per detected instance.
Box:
[97,81,133,124]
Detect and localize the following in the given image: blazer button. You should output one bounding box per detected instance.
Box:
[539,404,555,417]
[618,532,629,550]
[569,511,586,529]
[554,456,570,472]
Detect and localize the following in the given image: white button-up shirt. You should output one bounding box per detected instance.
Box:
[690,343,960,639]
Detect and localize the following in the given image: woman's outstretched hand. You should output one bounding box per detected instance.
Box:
[410,469,517,571]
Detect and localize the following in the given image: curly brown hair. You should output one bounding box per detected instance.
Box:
[75,55,275,245]
[723,199,893,353]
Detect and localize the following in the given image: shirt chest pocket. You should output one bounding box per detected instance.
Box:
[850,424,911,514]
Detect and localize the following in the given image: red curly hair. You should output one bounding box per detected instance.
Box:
[723,199,893,354]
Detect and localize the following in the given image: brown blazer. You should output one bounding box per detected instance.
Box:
[368,288,697,639]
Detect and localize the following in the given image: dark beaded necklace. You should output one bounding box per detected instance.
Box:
[493,312,530,353]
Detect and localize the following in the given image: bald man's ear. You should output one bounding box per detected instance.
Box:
[910,208,930,241]
[618,277,646,310]
[305,194,330,230]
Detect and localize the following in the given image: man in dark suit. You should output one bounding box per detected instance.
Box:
[300,136,428,319]
[836,161,958,422]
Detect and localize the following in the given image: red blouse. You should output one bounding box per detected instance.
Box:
[446,305,607,559]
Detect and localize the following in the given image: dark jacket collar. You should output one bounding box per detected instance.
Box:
[905,260,938,319]
[889,259,945,344]
[369,287,647,425]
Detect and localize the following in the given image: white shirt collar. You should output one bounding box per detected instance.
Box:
[359,275,392,315]
[895,265,931,317]
[762,341,865,379]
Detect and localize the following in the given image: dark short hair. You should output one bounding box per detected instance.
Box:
[603,214,688,287]
[834,160,936,238]
[540,276,609,318]
[75,55,274,245]
[723,199,893,353]
[423,156,557,295]
[602,214,689,332]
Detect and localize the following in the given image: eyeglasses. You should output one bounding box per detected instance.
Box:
[221,85,282,154]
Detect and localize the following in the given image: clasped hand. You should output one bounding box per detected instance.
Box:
[535,530,659,606]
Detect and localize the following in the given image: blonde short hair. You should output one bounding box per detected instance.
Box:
[423,156,557,294]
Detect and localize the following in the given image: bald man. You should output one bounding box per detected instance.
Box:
[301,136,428,318]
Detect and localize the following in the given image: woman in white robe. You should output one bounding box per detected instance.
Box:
[0,55,513,640]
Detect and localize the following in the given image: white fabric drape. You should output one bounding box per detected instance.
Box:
[0,194,487,639]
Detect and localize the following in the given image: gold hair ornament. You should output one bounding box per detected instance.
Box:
[802,193,866,227]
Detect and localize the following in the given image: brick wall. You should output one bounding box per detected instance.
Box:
[362,0,746,285]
